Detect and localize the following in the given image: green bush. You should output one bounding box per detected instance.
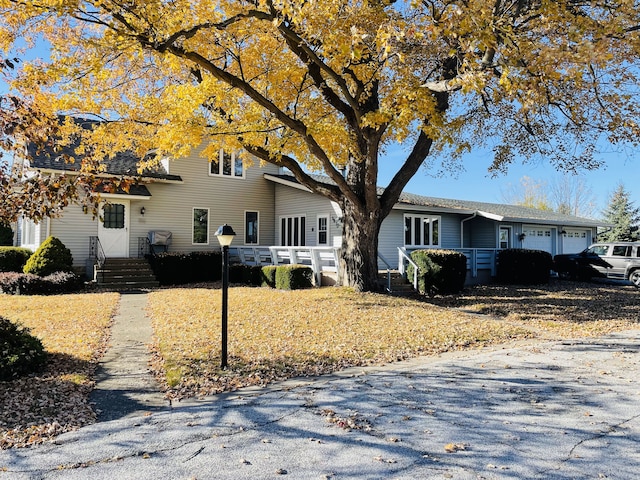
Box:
[23,236,73,276]
[275,264,313,290]
[497,248,553,285]
[0,317,47,381]
[408,249,467,295]
[261,265,277,288]
[0,223,13,246]
[0,271,83,295]
[0,247,33,272]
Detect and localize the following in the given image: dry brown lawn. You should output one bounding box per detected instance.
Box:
[0,293,119,449]
[148,286,534,399]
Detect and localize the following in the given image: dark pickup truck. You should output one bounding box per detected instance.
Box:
[554,242,640,287]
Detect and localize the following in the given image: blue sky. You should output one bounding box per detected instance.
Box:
[378,142,639,218]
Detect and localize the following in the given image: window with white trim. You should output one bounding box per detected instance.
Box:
[404,214,440,247]
[193,207,209,244]
[280,215,306,246]
[317,215,328,245]
[245,211,259,245]
[209,149,245,178]
[21,217,40,250]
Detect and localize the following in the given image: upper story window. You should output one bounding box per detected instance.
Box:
[404,214,440,247]
[209,149,245,178]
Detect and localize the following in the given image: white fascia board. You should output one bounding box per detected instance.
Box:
[101,192,151,201]
[31,168,183,184]
[263,173,313,192]
[475,210,505,221]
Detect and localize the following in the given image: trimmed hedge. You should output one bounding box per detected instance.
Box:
[496,248,553,285]
[408,249,467,295]
[0,271,83,295]
[0,247,33,273]
[146,251,222,286]
[229,264,263,286]
[261,265,277,288]
[275,264,313,290]
[0,316,47,381]
[23,236,73,276]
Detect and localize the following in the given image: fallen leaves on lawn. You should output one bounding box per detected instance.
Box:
[0,293,119,449]
[427,280,639,337]
[147,287,532,399]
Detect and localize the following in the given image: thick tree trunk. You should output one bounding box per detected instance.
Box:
[338,199,382,292]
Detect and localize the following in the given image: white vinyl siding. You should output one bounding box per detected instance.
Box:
[378,211,461,269]
[274,184,341,246]
[122,146,278,255]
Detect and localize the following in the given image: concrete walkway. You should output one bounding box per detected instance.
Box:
[91,291,170,421]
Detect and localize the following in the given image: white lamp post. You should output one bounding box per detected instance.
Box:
[215,224,236,369]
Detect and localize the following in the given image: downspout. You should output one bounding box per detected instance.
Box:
[460,212,477,248]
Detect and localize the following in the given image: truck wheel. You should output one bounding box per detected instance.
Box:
[629,269,640,288]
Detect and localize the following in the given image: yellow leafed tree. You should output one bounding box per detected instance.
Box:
[1,0,640,291]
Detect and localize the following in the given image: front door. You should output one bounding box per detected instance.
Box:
[499,227,511,249]
[98,200,130,257]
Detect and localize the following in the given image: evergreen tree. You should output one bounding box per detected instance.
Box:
[600,184,640,242]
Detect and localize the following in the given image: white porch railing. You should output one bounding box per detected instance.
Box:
[398,247,499,283]
[229,246,340,285]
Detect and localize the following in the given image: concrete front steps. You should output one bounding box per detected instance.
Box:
[378,270,417,296]
[94,257,159,290]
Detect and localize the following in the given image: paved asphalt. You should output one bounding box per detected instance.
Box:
[1,328,639,479]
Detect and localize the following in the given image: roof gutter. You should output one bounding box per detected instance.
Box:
[460,212,477,247]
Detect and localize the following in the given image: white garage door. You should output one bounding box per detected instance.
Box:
[562,229,589,254]
[523,227,553,253]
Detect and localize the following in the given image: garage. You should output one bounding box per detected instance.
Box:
[522,226,553,253]
[562,229,590,254]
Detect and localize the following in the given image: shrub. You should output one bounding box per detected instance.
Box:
[146,251,222,286]
[0,223,13,246]
[408,249,467,295]
[275,264,313,290]
[0,316,47,381]
[0,247,33,272]
[261,265,277,288]
[497,248,553,285]
[407,252,440,295]
[23,236,73,276]
[0,271,83,295]
[228,264,263,286]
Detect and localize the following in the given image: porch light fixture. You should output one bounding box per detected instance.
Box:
[140,206,146,215]
[518,233,526,241]
[215,224,236,369]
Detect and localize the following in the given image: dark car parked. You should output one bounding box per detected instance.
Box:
[554,242,640,287]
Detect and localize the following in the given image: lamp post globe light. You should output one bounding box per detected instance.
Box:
[215,224,236,369]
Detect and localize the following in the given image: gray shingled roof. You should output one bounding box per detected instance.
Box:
[266,173,607,228]
[26,118,182,182]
